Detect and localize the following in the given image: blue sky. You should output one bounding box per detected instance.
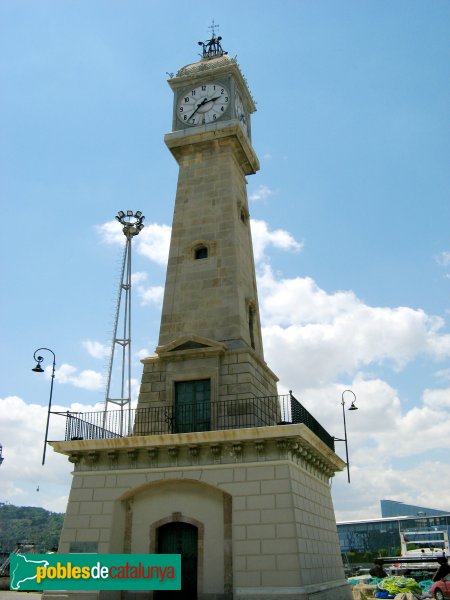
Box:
[1,1,449,520]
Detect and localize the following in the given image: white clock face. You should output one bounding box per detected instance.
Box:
[234,93,248,134]
[177,83,230,126]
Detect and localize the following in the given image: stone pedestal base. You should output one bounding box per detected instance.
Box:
[50,425,347,600]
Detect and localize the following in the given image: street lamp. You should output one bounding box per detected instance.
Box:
[334,389,358,484]
[32,347,56,465]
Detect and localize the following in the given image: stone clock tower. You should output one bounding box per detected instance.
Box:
[136,35,280,426]
[48,33,351,600]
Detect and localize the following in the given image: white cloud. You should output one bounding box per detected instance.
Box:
[82,339,110,360]
[249,184,274,203]
[96,220,124,245]
[136,223,171,266]
[0,396,108,513]
[136,285,164,306]
[46,363,104,390]
[131,271,148,285]
[251,219,303,263]
[0,396,70,512]
[97,220,171,267]
[254,262,450,518]
[422,386,450,409]
[259,265,450,388]
[434,367,450,381]
[136,347,151,360]
[303,378,450,520]
[435,251,450,267]
[334,459,450,521]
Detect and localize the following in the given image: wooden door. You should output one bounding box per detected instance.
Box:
[156,522,198,599]
[174,380,210,433]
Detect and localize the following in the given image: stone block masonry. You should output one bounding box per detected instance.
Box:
[50,425,350,599]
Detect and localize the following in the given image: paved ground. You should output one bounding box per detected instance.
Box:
[0,594,42,599]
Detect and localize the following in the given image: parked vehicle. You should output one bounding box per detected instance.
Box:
[430,575,450,600]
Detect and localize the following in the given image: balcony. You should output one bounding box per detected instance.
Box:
[53,393,335,451]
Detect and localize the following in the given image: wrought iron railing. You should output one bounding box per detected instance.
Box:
[53,393,334,450]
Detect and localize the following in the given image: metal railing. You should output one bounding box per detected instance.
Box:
[53,393,334,450]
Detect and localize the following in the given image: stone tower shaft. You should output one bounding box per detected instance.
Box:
[158,135,264,358]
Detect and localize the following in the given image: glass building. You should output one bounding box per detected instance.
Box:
[337,500,450,555]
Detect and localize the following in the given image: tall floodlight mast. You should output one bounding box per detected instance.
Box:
[104,210,145,435]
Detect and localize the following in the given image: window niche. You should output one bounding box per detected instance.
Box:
[248,301,256,350]
[238,204,249,225]
[194,245,208,260]
[189,240,215,261]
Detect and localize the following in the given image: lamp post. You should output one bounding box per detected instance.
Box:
[32,347,56,465]
[104,210,145,436]
[334,389,358,483]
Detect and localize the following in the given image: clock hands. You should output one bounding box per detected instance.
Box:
[188,95,221,122]
[188,96,208,121]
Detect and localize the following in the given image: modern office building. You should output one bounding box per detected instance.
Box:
[337,500,450,555]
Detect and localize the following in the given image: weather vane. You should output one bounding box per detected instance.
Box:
[198,20,227,59]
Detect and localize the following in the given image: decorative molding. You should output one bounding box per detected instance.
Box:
[68,453,81,465]
[255,440,265,460]
[157,334,226,356]
[51,424,346,477]
[127,449,138,467]
[107,450,119,469]
[231,443,243,462]
[189,445,200,465]
[210,444,222,463]
[276,439,289,459]
[168,446,179,465]
[86,451,99,466]
[147,447,158,466]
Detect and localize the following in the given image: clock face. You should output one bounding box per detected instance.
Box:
[177,83,230,126]
[234,93,248,134]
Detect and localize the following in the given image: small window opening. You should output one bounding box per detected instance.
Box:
[240,207,249,224]
[194,246,208,260]
[248,304,256,350]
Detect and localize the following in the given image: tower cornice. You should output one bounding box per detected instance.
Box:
[164,121,259,175]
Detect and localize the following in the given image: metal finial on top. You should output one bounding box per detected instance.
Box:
[198,20,228,59]
[208,19,219,38]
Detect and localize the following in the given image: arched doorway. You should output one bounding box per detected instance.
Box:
[156,521,198,599]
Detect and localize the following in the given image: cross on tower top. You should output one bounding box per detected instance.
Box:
[208,19,219,38]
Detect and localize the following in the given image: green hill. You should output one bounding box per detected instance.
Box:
[0,503,64,553]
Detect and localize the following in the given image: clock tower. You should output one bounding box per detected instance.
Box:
[136,35,280,421]
[48,32,351,600]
